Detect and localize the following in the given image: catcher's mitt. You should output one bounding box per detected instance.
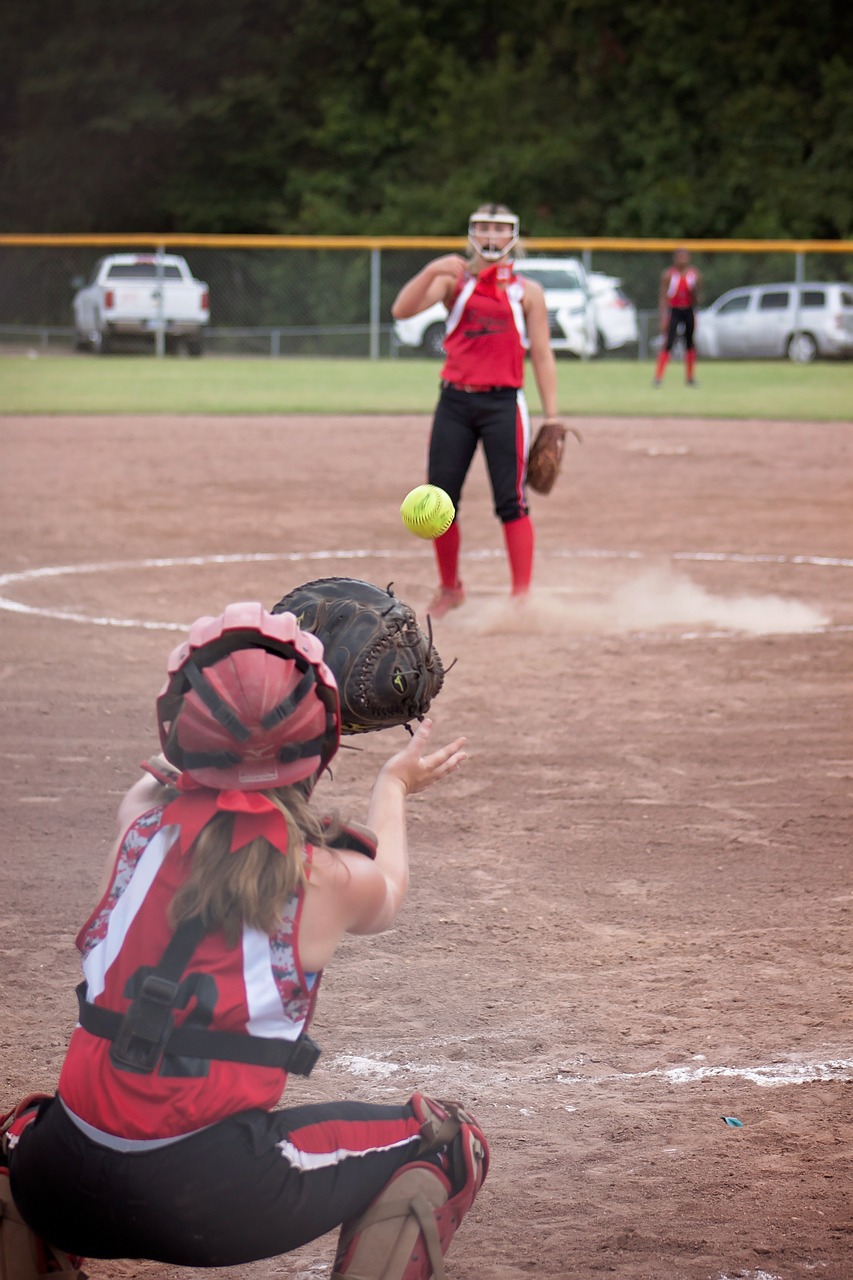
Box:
[526,420,583,495]
[271,578,445,734]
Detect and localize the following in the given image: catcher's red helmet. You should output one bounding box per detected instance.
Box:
[156,602,340,791]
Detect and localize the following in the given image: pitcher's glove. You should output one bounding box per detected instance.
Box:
[271,577,446,734]
[526,420,583,495]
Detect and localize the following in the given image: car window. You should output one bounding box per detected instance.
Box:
[716,295,750,315]
[800,290,826,308]
[840,290,853,308]
[758,290,790,310]
[106,264,184,280]
[517,267,583,290]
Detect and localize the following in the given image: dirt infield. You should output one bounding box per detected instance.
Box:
[1,412,851,1280]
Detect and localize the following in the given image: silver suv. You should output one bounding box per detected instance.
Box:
[696,282,853,363]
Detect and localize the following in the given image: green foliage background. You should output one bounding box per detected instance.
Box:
[1,1,851,239]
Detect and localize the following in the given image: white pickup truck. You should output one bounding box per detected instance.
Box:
[72,253,210,355]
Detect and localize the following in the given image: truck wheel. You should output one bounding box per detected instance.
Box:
[186,336,203,357]
[422,323,446,359]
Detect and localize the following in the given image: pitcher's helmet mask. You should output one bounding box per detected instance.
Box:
[157,602,340,791]
[467,203,519,262]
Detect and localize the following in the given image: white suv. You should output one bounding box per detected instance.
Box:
[696,282,853,362]
[392,256,599,358]
[587,272,640,352]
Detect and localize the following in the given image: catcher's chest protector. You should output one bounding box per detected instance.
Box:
[1,1100,82,1280]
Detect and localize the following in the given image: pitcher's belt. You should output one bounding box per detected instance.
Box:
[440,380,516,393]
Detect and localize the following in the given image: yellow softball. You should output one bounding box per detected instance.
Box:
[399,484,455,540]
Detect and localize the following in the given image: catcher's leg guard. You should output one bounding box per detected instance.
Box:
[332,1095,489,1280]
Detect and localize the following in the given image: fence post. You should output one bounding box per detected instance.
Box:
[154,245,166,359]
[581,248,593,361]
[791,249,805,359]
[369,247,381,360]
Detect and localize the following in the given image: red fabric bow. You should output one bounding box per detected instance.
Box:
[474,264,501,299]
[162,774,291,857]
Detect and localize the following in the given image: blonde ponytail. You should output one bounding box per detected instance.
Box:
[168,787,338,946]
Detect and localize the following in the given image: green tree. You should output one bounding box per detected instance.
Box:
[0,0,850,238]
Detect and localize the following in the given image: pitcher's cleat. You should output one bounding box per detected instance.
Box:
[427,584,465,619]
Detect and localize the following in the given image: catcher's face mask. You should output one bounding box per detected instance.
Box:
[467,207,519,262]
[157,602,340,791]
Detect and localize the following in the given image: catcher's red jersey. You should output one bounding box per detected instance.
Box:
[59,806,318,1143]
[440,263,527,387]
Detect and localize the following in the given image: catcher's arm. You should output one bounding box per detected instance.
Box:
[522,278,559,420]
[360,718,467,930]
[299,720,467,969]
[94,769,171,898]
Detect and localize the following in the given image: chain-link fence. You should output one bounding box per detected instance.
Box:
[0,236,851,360]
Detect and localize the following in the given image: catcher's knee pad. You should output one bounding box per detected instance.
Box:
[332,1096,489,1280]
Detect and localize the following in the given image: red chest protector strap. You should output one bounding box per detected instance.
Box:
[75,915,321,1077]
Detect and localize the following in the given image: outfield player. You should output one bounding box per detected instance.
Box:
[654,247,702,386]
[7,604,488,1277]
[392,203,561,617]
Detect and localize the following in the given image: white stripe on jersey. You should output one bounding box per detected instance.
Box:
[444,277,477,337]
[506,280,528,348]
[243,921,302,1041]
[81,824,175,1000]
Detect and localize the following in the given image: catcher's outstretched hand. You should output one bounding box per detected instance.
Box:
[380,718,468,796]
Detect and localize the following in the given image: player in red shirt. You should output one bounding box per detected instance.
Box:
[392,204,561,618]
[8,604,488,1278]
[654,247,702,386]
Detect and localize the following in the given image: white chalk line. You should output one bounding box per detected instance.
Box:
[331,1051,853,1091]
[0,548,850,635]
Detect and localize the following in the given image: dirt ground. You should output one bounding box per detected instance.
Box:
[1,411,851,1280]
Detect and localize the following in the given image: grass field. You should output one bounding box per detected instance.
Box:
[1,351,852,419]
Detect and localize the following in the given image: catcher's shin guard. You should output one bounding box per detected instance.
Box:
[332,1095,489,1280]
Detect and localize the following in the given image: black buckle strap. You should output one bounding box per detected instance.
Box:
[106,915,208,1074]
[77,988,321,1077]
[183,659,251,742]
[164,1025,321,1075]
[109,974,183,1073]
[76,913,322,1078]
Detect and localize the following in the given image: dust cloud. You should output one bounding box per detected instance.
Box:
[458,565,829,637]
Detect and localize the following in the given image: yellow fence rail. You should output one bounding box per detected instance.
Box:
[1,234,851,253]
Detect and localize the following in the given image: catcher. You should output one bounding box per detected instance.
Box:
[391,202,571,616]
[6,602,488,1280]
